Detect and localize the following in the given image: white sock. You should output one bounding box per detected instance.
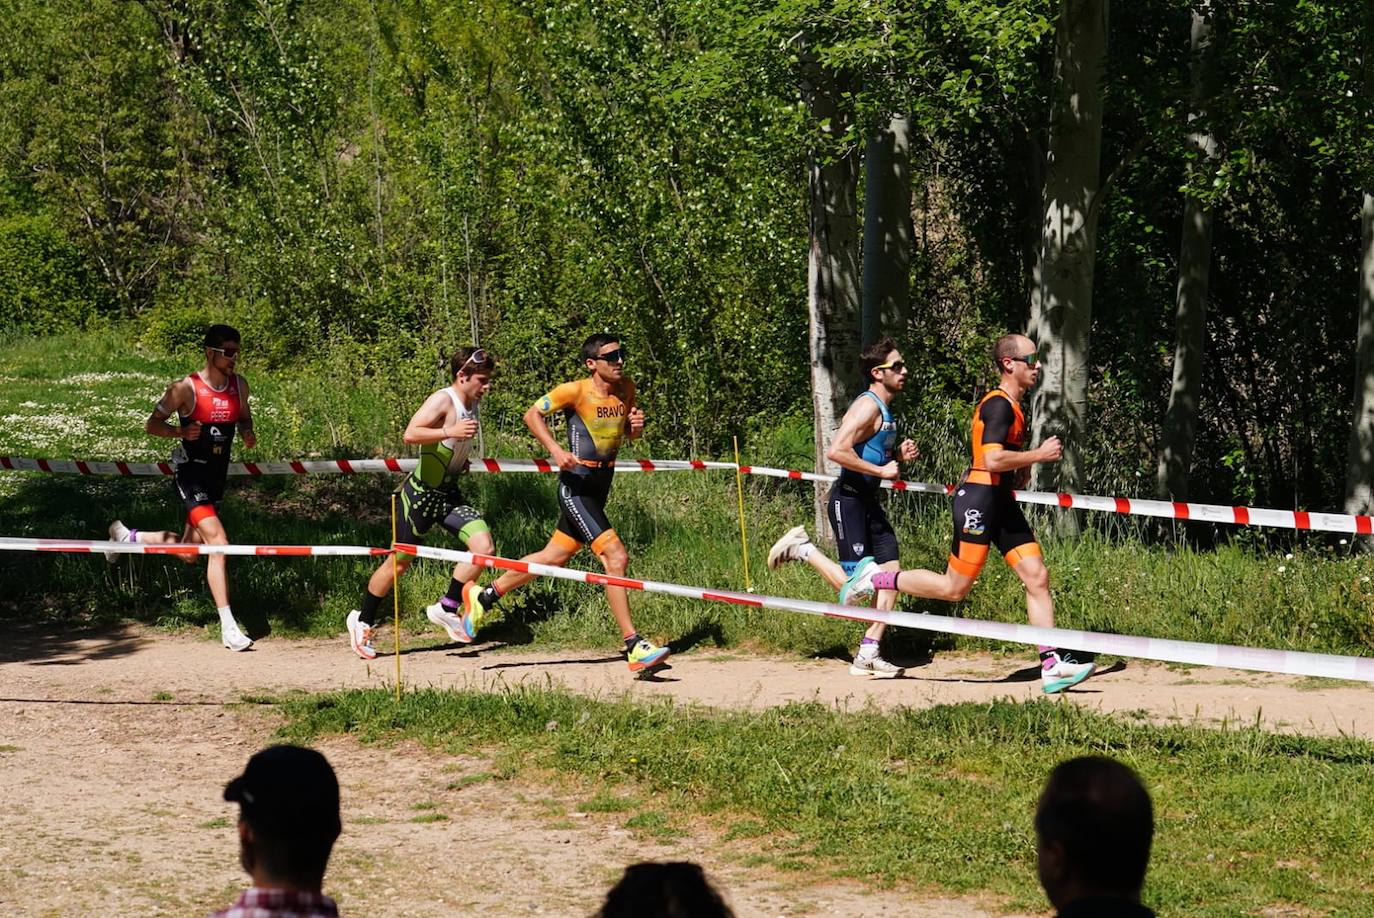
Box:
[217,605,236,625]
[796,543,815,562]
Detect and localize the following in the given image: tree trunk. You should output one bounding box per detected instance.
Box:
[1342,3,1374,523]
[1157,3,1217,502]
[1344,197,1374,515]
[1028,0,1108,535]
[802,70,861,540]
[862,114,913,347]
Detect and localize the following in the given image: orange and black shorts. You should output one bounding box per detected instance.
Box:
[948,483,1041,578]
[553,467,619,554]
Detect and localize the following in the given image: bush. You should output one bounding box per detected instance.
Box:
[0,214,104,334]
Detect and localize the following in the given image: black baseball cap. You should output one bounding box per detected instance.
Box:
[223,745,341,838]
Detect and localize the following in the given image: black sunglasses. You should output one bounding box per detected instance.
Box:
[1008,352,1039,366]
[596,347,627,364]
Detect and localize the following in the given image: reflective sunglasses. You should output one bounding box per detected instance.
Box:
[458,348,489,373]
[209,345,241,359]
[596,347,627,364]
[873,359,906,374]
[1009,352,1040,366]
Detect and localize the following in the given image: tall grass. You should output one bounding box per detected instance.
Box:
[279,686,1374,916]
[3,328,1374,661]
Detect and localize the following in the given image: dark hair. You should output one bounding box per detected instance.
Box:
[993,334,1026,373]
[1035,756,1154,893]
[859,336,899,382]
[204,324,241,349]
[449,345,496,378]
[582,332,621,362]
[596,862,733,918]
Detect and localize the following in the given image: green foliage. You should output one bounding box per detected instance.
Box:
[0,0,1367,506]
[0,213,104,333]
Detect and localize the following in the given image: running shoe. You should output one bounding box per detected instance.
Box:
[105,520,130,563]
[346,608,377,660]
[767,525,811,570]
[838,556,879,606]
[426,601,474,645]
[1040,652,1096,694]
[220,616,254,652]
[849,654,904,679]
[626,637,671,673]
[460,580,488,639]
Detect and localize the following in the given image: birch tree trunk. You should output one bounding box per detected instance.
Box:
[1157,3,1217,502]
[802,71,862,539]
[862,114,913,347]
[1028,0,1108,534]
[1342,4,1374,522]
[1344,197,1374,515]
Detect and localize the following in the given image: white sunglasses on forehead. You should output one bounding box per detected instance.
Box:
[458,348,488,373]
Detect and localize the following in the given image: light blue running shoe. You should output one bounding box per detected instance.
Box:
[1040,653,1096,694]
[838,556,879,606]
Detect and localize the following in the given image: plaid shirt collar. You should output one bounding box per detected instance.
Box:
[211,886,340,917]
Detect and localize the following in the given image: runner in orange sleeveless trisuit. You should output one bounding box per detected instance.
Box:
[838,333,1096,693]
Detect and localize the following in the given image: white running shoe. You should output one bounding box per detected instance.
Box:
[1041,653,1096,694]
[767,525,811,570]
[105,520,130,563]
[425,601,474,645]
[849,654,904,679]
[346,609,377,660]
[220,617,253,652]
[838,556,879,606]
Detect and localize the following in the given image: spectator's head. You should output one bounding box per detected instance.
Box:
[1035,756,1154,909]
[595,861,734,918]
[223,745,341,891]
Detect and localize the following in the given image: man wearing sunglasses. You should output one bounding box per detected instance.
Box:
[838,333,1096,694]
[106,324,256,651]
[766,336,919,677]
[346,346,498,659]
[460,333,671,675]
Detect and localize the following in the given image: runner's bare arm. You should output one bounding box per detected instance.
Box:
[825,397,896,479]
[523,403,576,471]
[982,437,1062,474]
[236,375,257,449]
[403,391,473,444]
[145,379,199,440]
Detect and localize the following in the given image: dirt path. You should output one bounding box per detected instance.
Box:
[2,624,1371,916]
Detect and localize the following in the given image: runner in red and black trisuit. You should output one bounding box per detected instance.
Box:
[106,324,257,652]
[839,333,1096,694]
[461,332,671,675]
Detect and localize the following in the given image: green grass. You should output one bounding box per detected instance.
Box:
[3,327,1374,663]
[278,685,1374,915]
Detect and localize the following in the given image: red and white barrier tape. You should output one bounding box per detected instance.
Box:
[4,453,1370,535]
[739,463,1374,535]
[403,543,1374,683]
[0,455,725,477]
[0,536,388,557]
[4,532,1370,682]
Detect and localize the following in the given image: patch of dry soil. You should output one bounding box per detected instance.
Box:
[2,623,1370,916]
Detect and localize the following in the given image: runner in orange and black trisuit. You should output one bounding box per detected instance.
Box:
[838,333,1096,694]
[461,333,671,675]
[105,324,256,652]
